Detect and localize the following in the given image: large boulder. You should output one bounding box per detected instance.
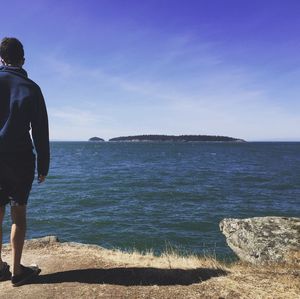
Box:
[220,217,300,264]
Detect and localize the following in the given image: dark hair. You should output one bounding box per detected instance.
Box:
[0,37,24,65]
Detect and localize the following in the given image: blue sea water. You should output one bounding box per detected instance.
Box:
[3,142,300,259]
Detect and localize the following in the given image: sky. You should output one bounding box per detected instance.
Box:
[1,0,300,141]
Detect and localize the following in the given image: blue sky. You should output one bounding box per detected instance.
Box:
[1,0,300,141]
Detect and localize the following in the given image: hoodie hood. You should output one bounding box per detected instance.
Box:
[0,66,28,78]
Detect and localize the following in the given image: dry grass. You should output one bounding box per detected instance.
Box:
[103,246,300,298]
[98,245,225,270]
[1,237,298,298]
[223,259,300,299]
[63,242,300,298]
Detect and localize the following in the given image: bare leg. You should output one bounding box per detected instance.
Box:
[0,206,5,267]
[10,205,27,276]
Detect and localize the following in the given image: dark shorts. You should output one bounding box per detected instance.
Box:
[0,151,35,206]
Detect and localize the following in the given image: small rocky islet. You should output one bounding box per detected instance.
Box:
[88,136,105,142]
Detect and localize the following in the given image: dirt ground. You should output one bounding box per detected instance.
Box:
[0,236,299,299]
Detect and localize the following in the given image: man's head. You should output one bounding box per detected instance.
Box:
[0,37,25,67]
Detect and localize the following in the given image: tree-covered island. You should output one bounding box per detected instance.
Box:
[109,135,245,142]
[88,137,105,142]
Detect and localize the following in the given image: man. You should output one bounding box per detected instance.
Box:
[0,37,50,286]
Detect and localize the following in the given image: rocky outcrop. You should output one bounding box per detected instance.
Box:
[1,236,299,298]
[0,236,229,298]
[220,217,300,264]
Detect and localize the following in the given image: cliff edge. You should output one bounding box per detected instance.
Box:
[0,236,298,298]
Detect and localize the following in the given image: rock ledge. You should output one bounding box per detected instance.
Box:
[220,216,300,264]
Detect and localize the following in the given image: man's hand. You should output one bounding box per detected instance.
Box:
[38,174,46,184]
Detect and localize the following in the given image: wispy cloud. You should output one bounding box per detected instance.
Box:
[50,107,98,126]
[41,55,74,79]
[37,30,299,141]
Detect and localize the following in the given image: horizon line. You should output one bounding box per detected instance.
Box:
[49,139,300,142]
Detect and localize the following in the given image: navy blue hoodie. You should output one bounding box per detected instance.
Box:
[0,66,50,176]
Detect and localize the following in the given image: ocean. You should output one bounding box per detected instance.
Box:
[3,142,300,260]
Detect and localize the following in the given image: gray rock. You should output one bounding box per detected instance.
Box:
[220,217,300,264]
[23,235,60,249]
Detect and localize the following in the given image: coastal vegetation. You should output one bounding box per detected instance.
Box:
[88,136,105,142]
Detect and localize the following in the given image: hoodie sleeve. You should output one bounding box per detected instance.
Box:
[31,86,50,176]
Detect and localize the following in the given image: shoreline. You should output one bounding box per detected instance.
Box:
[1,236,299,298]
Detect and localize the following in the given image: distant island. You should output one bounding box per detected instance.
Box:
[89,137,105,142]
[109,135,245,142]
